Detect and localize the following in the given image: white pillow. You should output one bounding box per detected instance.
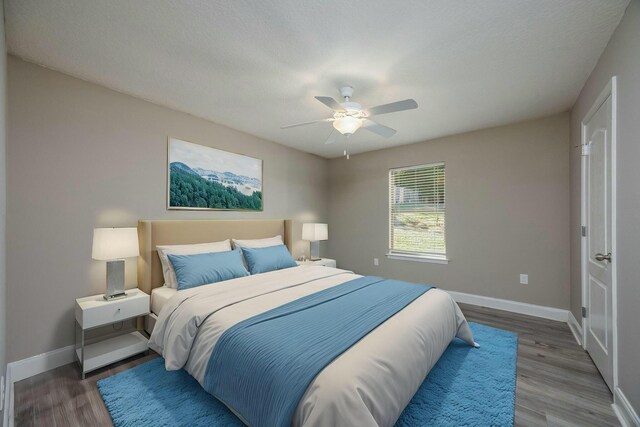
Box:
[232,235,283,249]
[157,240,232,288]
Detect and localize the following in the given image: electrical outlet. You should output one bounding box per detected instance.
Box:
[520,274,528,285]
[373,258,379,266]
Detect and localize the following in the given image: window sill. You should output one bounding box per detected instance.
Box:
[386,253,449,264]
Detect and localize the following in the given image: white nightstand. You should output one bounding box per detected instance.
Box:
[75,289,150,379]
[297,258,337,268]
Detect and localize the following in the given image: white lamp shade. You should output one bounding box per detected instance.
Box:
[92,227,139,260]
[332,116,362,136]
[302,223,328,241]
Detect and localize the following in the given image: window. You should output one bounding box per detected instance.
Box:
[388,162,446,261]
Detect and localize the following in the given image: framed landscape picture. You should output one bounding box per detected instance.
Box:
[167,137,263,211]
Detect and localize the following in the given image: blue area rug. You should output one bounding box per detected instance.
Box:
[97,322,517,427]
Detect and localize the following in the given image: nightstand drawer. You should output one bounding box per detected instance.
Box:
[76,290,149,329]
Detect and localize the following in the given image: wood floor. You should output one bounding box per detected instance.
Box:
[14,304,619,427]
[459,304,618,427]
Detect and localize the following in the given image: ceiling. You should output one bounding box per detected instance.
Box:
[5,0,629,158]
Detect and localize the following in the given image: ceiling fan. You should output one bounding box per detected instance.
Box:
[281,86,418,155]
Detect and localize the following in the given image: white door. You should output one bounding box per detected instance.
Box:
[583,91,614,391]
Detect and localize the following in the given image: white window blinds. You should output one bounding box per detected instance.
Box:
[389,163,446,258]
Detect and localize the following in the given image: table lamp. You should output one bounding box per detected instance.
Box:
[302,223,328,261]
[92,227,139,300]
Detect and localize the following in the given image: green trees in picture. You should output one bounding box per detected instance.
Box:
[169,164,262,210]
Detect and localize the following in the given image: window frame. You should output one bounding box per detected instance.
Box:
[387,162,449,264]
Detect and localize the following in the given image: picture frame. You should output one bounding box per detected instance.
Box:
[167,137,263,211]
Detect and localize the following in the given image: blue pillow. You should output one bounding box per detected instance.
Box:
[168,249,249,290]
[241,245,297,274]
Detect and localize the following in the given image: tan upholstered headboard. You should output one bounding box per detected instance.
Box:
[137,219,294,294]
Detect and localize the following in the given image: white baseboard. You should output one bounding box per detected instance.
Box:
[2,344,76,426]
[1,344,87,427]
[567,311,583,346]
[613,386,640,427]
[7,344,75,384]
[445,290,569,322]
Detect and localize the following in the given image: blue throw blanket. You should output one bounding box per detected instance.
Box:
[203,276,433,427]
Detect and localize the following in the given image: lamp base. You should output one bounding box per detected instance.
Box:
[105,259,126,300]
[309,241,321,261]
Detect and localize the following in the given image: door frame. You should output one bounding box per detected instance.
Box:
[580,76,618,390]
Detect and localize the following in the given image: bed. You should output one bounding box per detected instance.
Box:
[138,219,476,427]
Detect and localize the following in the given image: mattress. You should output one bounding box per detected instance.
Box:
[151,286,177,315]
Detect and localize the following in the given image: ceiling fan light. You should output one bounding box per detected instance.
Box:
[333,116,362,136]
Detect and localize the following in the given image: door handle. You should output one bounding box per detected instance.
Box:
[595,252,612,262]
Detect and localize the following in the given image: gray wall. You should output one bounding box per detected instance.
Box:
[328,113,570,309]
[0,0,6,421]
[569,0,640,412]
[6,56,328,362]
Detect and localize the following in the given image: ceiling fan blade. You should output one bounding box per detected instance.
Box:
[367,99,418,117]
[315,96,345,112]
[325,129,338,145]
[363,120,397,138]
[280,118,332,129]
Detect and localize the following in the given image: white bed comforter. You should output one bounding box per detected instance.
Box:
[149,266,476,427]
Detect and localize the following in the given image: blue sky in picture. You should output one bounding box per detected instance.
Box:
[170,138,261,181]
